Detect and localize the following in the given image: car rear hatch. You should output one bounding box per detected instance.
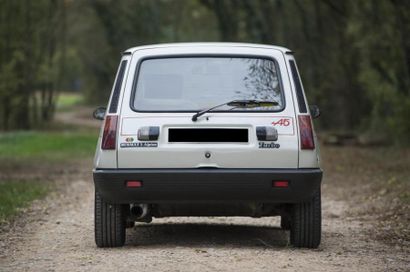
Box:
[117,113,298,168]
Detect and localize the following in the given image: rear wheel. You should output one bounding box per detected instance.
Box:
[95,190,127,247]
[290,189,321,248]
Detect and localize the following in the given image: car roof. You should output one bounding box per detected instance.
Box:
[123,42,292,55]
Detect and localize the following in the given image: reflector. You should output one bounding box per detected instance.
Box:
[126,181,142,188]
[273,180,289,188]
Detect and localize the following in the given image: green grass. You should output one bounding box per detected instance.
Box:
[0,130,98,162]
[0,181,49,222]
[56,92,84,111]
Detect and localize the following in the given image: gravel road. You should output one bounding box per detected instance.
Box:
[0,164,408,272]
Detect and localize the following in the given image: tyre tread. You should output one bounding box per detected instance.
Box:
[95,191,126,247]
[290,190,321,248]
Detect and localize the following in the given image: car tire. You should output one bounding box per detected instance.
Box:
[290,189,321,248]
[95,190,126,247]
[280,215,291,230]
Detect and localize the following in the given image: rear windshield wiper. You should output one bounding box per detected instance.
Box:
[191,99,279,121]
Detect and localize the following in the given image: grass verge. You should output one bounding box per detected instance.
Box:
[0,130,97,163]
[0,181,49,223]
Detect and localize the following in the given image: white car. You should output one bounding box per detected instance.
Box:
[92,43,322,248]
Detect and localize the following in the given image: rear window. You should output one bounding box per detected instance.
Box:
[131,57,284,112]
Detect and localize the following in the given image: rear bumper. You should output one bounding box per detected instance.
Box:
[93,168,322,204]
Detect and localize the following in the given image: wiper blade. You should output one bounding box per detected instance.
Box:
[191,99,278,121]
[227,100,279,108]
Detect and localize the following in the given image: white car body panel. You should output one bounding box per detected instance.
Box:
[118,115,298,168]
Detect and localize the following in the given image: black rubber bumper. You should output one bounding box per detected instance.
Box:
[93,168,322,204]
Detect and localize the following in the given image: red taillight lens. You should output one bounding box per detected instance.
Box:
[298,115,315,150]
[101,115,118,150]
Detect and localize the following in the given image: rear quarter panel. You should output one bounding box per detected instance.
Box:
[94,55,132,169]
[284,54,320,168]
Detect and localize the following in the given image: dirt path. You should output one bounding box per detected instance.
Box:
[0,162,408,271]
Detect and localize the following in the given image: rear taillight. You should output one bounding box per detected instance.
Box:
[298,115,315,150]
[101,115,118,150]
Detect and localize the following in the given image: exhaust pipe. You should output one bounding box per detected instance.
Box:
[130,204,151,222]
